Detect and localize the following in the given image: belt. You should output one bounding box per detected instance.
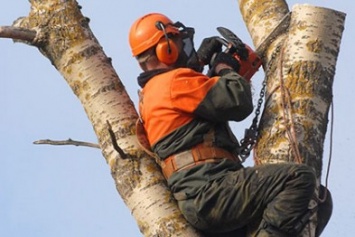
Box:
[160,144,240,179]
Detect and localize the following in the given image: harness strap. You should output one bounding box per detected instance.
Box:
[161,143,240,179]
[136,119,240,179]
[135,118,160,163]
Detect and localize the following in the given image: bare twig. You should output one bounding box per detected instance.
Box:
[106,121,128,159]
[33,138,100,149]
[0,26,36,42]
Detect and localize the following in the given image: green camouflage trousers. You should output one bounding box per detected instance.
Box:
[172,163,316,236]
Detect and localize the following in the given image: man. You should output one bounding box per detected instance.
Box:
[129,13,321,237]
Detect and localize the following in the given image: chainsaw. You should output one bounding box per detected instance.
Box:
[208,12,291,81]
[213,13,292,161]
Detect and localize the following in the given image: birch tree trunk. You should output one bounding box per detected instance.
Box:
[238,0,345,236]
[2,0,345,236]
[4,0,201,236]
[240,1,345,176]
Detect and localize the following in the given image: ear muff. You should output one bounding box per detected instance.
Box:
[155,38,179,65]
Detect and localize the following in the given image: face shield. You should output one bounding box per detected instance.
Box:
[173,22,203,72]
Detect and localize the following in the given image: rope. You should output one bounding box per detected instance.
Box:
[277,45,334,204]
[317,102,334,203]
[278,46,303,164]
[252,20,335,237]
[277,44,335,210]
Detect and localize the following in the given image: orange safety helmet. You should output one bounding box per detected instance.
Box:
[129,13,180,58]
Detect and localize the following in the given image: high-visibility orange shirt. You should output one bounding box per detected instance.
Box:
[138,68,253,159]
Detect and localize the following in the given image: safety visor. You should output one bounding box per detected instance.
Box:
[172,21,195,57]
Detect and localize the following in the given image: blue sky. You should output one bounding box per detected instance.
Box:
[0,1,353,236]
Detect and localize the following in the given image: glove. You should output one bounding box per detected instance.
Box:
[197,36,222,65]
[210,52,240,76]
[231,43,249,61]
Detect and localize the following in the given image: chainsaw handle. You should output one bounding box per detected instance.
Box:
[215,37,234,54]
[215,37,228,47]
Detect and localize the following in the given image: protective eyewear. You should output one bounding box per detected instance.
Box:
[173,21,195,57]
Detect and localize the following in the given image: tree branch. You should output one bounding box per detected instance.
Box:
[33,138,100,149]
[0,26,36,43]
[106,120,128,159]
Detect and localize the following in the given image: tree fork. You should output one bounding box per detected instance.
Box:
[2,0,345,236]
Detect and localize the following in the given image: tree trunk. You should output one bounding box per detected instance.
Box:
[10,0,201,236]
[2,0,345,236]
[238,0,345,236]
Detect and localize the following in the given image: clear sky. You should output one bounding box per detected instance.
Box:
[0,1,353,236]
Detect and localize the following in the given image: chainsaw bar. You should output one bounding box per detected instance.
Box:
[217,26,245,49]
[255,12,291,56]
[216,26,250,61]
[215,12,291,57]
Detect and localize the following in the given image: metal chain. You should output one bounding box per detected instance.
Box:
[238,78,266,161]
[238,45,282,162]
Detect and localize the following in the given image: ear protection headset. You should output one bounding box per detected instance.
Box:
[155,21,179,65]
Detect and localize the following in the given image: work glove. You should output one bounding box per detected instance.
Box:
[230,42,249,61]
[209,52,240,76]
[197,36,222,65]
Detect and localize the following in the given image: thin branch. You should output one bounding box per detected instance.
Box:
[0,26,36,43]
[33,138,100,149]
[106,120,128,159]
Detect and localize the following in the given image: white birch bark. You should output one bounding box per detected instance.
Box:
[254,4,345,174]
[2,0,345,236]
[238,0,345,236]
[9,0,202,236]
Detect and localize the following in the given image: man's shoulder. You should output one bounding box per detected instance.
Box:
[171,67,206,77]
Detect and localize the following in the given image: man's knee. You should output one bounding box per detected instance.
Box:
[289,164,317,189]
